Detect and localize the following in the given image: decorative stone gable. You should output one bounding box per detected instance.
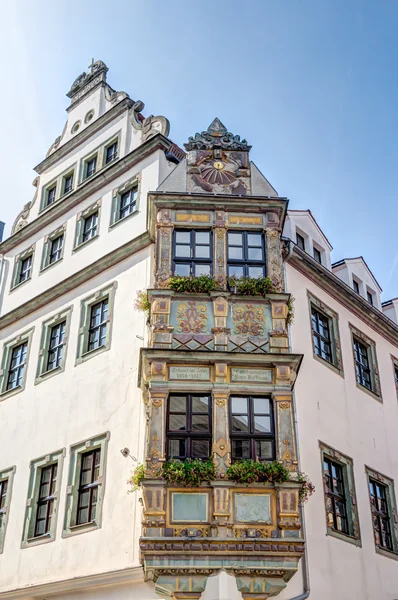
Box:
[185,118,252,195]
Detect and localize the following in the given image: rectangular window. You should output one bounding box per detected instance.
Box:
[46,321,66,371]
[105,141,118,164]
[49,235,63,265]
[369,479,393,551]
[77,449,101,525]
[353,279,360,294]
[34,464,57,537]
[296,233,305,250]
[85,156,97,178]
[353,338,372,390]
[87,299,108,352]
[63,432,109,536]
[230,396,274,461]
[367,291,373,305]
[167,394,211,459]
[63,174,73,195]
[227,231,266,279]
[119,186,137,220]
[324,457,348,534]
[82,212,98,243]
[47,185,57,206]
[0,466,15,553]
[320,443,360,545]
[19,255,32,284]
[173,229,212,277]
[311,308,332,363]
[313,247,322,264]
[6,342,27,390]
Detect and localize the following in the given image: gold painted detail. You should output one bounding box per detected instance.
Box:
[228,216,263,225]
[173,526,210,537]
[176,301,209,334]
[234,526,273,538]
[279,402,291,410]
[213,438,230,458]
[176,213,210,223]
[233,305,265,336]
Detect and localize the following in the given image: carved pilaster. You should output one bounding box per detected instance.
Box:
[151,294,174,348]
[266,228,285,292]
[213,212,227,289]
[212,389,230,473]
[211,295,230,351]
[269,300,289,353]
[155,209,174,289]
[273,393,298,472]
[276,484,301,538]
[146,389,167,474]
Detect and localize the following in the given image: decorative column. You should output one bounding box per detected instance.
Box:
[155,208,174,289]
[269,299,289,354]
[265,228,285,292]
[150,291,174,348]
[213,210,227,289]
[212,387,231,473]
[272,391,298,472]
[211,294,230,351]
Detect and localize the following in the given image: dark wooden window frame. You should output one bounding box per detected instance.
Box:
[82,212,98,243]
[19,255,32,283]
[85,156,97,178]
[353,337,372,391]
[77,449,101,525]
[49,235,64,264]
[0,479,8,528]
[119,186,138,220]
[369,478,393,552]
[6,342,27,390]
[46,321,66,371]
[227,230,266,278]
[63,174,73,195]
[47,185,57,206]
[172,229,213,277]
[87,299,109,352]
[229,395,275,461]
[105,141,118,164]
[367,291,374,305]
[296,232,305,250]
[323,457,349,535]
[311,307,333,364]
[34,463,57,537]
[166,393,212,460]
[353,279,360,294]
[313,246,322,264]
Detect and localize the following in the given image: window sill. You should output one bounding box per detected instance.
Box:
[0,384,24,401]
[355,381,382,403]
[63,520,99,538]
[10,278,31,293]
[39,257,63,274]
[375,545,398,561]
[312,352,344,378]
[76,343,109,365]
[22,532,54,549]
[109,209,138,230]
[326,526,361,547]
[35,365,63,385]
[78,158,120,186]
[73,234,99,253]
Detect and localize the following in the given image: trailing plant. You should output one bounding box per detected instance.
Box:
[227,276,276,296]
[286,295,295,326]
[134,289,150,314]
[226,459,290,485]
[160,458,216,487]
[168,275,218,294]
[128,463,146,492]
[296,472,315,503]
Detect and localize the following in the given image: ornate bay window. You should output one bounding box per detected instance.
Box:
[227,231,266,278]
[172,229,212,276]
[166,393,211,459]
[230,395,274,461]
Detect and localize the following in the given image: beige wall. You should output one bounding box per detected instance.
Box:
[286,262,398,600]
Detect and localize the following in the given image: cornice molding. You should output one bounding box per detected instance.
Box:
[0,566,144,599]
[2,134,170,254]
[288,245,398,348]
[0,231,151,330]
[34,97,133,174]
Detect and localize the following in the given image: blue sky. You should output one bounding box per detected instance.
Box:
[1,1,397,299]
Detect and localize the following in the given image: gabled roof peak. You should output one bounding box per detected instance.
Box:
[184,118,251,151]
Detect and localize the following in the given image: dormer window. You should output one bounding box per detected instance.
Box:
[105,141,118,164]
[367,291,373,306]
[85,157,97,179]
[47,185,57,206]
[353,279,360,294]
[296,233,305,250]
[63,174,73,195]
[313,247,322,264]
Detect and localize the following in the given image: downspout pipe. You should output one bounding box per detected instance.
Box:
[284,237,310,600]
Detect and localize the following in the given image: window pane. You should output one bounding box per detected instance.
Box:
[232,397,248,413]
[175,244,190,257]
[196,231,209,244]
[78,508,89,524]
[175,263,190,276]
[255,440,273,460]
[168,439,186,458]
[169,396,186,412]
[229,247,243,260]
[228,265,244,278]
[231,415,249,432]
[192,414,209,432]
[248,247,263,260]
[194,264,210,276]
[247,233,262,246]
[325,496,335,527]
[191,396,209,413]
[79,491,90,508]
[35,519,45,536]
[253,397,270,414]
[248,266,264,278]
[169,414,187,431]
[254,416,271,433]
[175,231,190,244]
[192,439,210,458]
[195,246,210,258]
[232,439,250,459]
[228,233,242,245]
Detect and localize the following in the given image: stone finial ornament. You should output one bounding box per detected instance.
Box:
[67,59,109,103]
[184,117,251,151]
